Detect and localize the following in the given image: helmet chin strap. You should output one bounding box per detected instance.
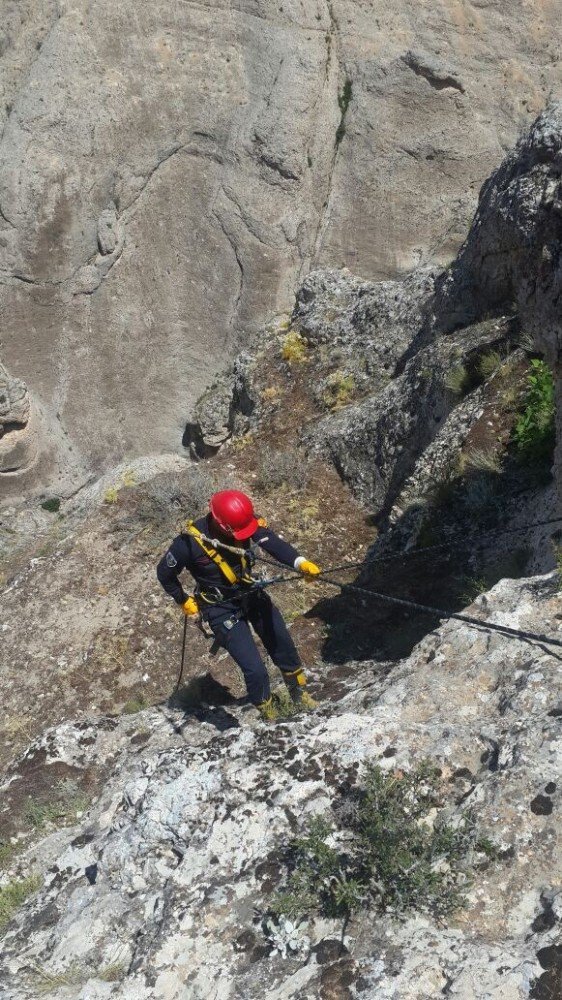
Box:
[209,513,234,539]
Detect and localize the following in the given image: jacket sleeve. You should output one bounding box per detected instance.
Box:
[252,525,300,567]
[156,535,193,605]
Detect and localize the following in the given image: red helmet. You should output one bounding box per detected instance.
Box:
[209,490,259,540]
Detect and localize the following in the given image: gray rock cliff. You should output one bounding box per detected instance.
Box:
[1,1,562,494]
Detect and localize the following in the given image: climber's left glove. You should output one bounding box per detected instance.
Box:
[182,596,199,617]
[295,557,321,577]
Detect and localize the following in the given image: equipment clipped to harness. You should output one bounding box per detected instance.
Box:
[185,521,256,587]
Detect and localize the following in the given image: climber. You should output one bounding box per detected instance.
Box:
[156,489,321,720]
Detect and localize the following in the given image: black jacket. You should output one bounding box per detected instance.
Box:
[156,514,301,609]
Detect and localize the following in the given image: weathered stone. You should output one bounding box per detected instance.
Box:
[1,573,561,998]
[2,3,562,494]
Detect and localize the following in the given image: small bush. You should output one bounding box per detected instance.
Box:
[123,692,150,714]
[254,447,311,494]
[41,497,61,513]
[460,448,502,475]
[476,350,502,382]
[444,364,471,396]
[321,371,355,410]
[271,761,494,923]
[0,874,42,931]
[121,469,137,488]
[335,78,353,146]
[460,576,489,605]
[513,359,555,464]
[103,485,120,504]
[281,331,307,364]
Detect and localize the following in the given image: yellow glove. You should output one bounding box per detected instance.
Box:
[182,596,199,616]
[298,559,321,577]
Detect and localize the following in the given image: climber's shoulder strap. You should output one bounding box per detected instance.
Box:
[184,521,247,585]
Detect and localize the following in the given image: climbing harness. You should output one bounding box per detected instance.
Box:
[185,520,256,586]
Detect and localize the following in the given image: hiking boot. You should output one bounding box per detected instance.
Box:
[256,696,280,722]
[282,668,319,710]
[297,689,319,710]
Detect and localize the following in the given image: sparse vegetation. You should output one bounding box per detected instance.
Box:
[271,761,495,923]
[254,447,311,494]
[41,497,61,513]
[335,78,353,147]
[261,386,281,402]
[281,331,308,364]
[0,840,17,870]
[23,800,64,830]
[460,576,489,604]
[32,960,126,994]
[476,350,502,382]
[444,364,471,396]
[5,714,34,744]
[513,359,555,465]
[123,691,151,714]
[121,469,137,488]
[321,371,355,410]
[460,447,502,475]
[103,485,120,504]
[0,873,42,931]
[23,781,89,832]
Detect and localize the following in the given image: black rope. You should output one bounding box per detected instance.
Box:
[252,557,562,652]
[174,615,189,694]
[253,515,562,580]
[315,576,562,650]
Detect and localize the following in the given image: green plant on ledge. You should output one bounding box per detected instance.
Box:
[270,760,496,923]
[281,331,308,364]
[513,358,555,465]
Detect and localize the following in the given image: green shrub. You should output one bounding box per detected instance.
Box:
[0,874,42,931]
[445,364,471,396]
[123,692,150,714]
[460,447,502,475]
[476,350,502,382]
[321,371,355,410]
[254,447,311,493]
[335,79,353,146]
[271,761,494,923]
[41,497,61,513]
[513,359,555,464]
[281,331,308,364]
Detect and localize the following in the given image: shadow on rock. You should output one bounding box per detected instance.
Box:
[168,672,244,731]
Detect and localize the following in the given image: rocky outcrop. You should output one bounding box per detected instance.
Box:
[1,573,561,998]
[0,362,38,477]
[1,2,562,493]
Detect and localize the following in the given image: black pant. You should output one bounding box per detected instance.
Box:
[205,591,301,704]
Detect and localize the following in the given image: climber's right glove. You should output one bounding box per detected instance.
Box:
[182,596,199,617]
[295,557,321,577]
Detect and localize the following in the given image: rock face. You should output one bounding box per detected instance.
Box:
[1,2,562,494]
[1,573,561,998]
